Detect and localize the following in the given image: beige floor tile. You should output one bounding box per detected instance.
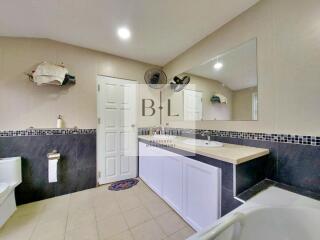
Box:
[138,190,162,204]
[93,192,116,208]
[96,187,116,197]
[144,198,171,217]
[132,187,148,196]
[70,188,96,200]
[32,233,65,240]
[123,206,152,228]
[167,226,196,240]
[30,217,67,240]
[39,196,69,223]
[105,230,134,240]
[44,194,70,207]
[65,222,99,240]
[155,211,187,235]
[132,179,153,195]
[130,219,167,240]
[37,208,68,224]
[97,213,128,239]
[69,191,95,208]
[94,201,121,221]
[0,230,33,240]
[136,179,147,186]
[132,182,152,195]
[0,214,38,240]
[114,188,136,200]
[67,209,96,231]
[0,182,194,240]
[68,200,94,215]
[95,184,112,193]
[118,195,142,212]
[15,201,46,217]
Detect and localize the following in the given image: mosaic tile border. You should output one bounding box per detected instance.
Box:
[0,128,96,137]
[138,128,320,146]
[2,127,320,146]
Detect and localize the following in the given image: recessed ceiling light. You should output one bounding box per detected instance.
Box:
[213,62,223,70]
[117,27,131,40]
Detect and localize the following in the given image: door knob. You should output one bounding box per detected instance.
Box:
[131,124,135,127]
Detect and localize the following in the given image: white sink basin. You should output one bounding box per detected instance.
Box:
[183,139,223,147]
[151,134,176,141]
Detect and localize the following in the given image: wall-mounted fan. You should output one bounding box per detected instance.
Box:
[144,68,167,89]
[170,75,190,92]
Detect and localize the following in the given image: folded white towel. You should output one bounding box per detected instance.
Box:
[33,62,68,86]
[215,93,228,104]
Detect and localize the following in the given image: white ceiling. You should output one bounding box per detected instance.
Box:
[0,0,259,66]
[187,38,257,91]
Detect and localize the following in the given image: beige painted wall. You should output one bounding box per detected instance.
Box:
[0,37,158,130]
[162,74,233,123]
[163,0,320,135]
[232,87,257,120]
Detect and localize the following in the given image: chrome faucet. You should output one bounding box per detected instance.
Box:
[150,126,165,135]
[201,130,211,142]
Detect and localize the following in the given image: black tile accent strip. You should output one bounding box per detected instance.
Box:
[0,128,96,137]
[138,128,320,146]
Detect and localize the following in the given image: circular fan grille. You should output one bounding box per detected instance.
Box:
[144,68,167,89]
[170,76,190,92]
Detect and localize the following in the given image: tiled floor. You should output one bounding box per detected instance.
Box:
[0,179,196,240]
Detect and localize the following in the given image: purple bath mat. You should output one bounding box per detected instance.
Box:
[108,178,139,191]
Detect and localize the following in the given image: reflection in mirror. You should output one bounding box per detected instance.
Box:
[166,38,258,121]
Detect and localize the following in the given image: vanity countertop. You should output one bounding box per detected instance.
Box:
[138,135,270,165]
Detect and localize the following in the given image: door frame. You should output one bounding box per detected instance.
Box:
[183,89,203,121]
[96,75,138,185]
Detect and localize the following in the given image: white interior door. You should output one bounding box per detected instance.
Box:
[97,76,137,184]
[184,89,203,121]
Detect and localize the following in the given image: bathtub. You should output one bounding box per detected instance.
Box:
[0,157,22,227]
[188,187,320,240]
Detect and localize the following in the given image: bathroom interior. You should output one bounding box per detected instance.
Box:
[0,0,319,239]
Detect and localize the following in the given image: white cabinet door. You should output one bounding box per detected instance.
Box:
[139,155,150,185]
[138,143,163,195]
[183,157,221,231]
[162,155,183,214]
[139,142,152,185]
[147,155,163,195]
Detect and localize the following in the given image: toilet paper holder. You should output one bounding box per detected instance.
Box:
[47,150,60,160]
[48,150,60,183]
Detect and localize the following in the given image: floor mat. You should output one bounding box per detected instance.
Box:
[108,178,139,191]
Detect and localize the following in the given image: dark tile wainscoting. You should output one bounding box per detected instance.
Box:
[239,139,320,194]
[0,129,96,205]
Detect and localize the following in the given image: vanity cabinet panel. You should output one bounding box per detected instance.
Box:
[138,143,163,195]
[183,157,221,230]
[138,143,151,184]
[162,155,183,214]
[138,142,221,231]
[146,155,163,195]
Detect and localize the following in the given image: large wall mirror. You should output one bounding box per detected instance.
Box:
[164,38,258,122]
